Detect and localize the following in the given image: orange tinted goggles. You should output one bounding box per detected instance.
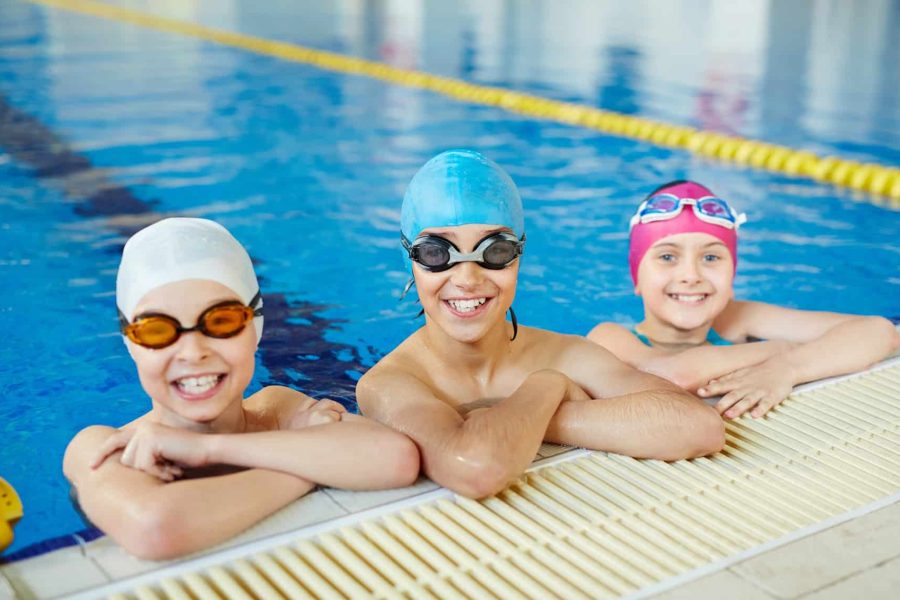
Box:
[119,292,262,349]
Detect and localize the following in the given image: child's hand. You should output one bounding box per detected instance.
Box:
[699,360,796,419]
[91,422,210,480]
[287,398,346,429]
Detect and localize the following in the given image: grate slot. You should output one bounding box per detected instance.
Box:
[271,547,342,599]
[250,553,314,599]
[206,566,251,600]
[293,540,369,598]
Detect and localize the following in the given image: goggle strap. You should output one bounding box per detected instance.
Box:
[248,290,263,317]
[399,277,415,301]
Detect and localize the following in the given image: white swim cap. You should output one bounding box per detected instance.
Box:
[116,218,263,342]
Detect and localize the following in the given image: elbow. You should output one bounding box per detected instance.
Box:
[884,319,900,353]
[860,317,900,356]
[644,358,699,391]
[667,371,703,392]
[435,454,515,500]
[653,403,725,462]
[115,505,192,561]
[383,435,421,488]
[681,405,726,459]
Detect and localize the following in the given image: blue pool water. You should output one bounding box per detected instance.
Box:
[1,0,898,557]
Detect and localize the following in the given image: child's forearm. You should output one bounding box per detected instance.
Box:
[778,317,898,385]
[545,387,723,460]
[414,369,570,499]
[87,468,312,561]
[645,340,791,390]
[205,421,418,490]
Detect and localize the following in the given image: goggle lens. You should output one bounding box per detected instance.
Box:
[405,233,524,272]
[126,317,179,349]
[122,302,257,349]
[643,196,678,213]
[416,243,451,268]
[631,194,744,230]
[202,305,253,337]
[482,239,518,265]
[696,198,729,217]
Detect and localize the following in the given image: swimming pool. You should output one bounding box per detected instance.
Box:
[1,0,897,557]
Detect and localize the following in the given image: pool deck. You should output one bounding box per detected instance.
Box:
[2,349,899,599]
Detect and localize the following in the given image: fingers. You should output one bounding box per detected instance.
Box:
[316,399,347,413]
[150,462,183,482]
[91,429,133,469]
[716,388,774,419]
[750,393,785,418]
[700,372,751,397]
[723,391,765,419]
[123,439,183,481]
[715,391,743,415]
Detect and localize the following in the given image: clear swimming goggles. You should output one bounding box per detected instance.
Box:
[402,232,525,272]
[629,194,747,230]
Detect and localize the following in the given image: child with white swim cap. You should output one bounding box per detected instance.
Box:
[64,218,418,560]
[357,150,724,500]
[589,180,899,419]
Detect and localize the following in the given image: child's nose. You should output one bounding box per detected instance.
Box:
[678,259,703,283]
[174,331,212,362]
[450,261,485,289]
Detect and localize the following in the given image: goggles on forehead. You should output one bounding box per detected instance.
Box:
[403,232,525,273]
[629,194,747,231]
[120,291,262,349]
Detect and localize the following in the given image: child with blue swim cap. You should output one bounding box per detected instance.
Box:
[589,180,899,419]
[358,150,725,499]
[64,218,419,560]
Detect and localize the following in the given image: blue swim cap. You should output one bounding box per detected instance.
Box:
[401,150,525,246]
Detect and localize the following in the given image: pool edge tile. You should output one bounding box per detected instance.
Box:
[85,489,349,581]
[0,570,17,600]
[322,476,440,514]
[0,544,110,599]
[732,502,900,598]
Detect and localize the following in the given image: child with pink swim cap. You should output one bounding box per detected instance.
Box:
[589,180,899,419]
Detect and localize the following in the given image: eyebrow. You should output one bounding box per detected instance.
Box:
[134,297,241,318]
[419,226,511,240]
[653,241,727,250]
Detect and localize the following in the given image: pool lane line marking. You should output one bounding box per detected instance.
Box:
[29,0,900,205]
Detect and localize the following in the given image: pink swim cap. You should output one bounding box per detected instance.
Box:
[628,181,739,285]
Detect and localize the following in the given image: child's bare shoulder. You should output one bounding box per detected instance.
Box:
[63,425,117,479]
[244,385,319,428]
[588,321,635,344]
[586,321,653,364]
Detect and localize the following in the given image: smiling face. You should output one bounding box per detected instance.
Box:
[636,232,735,336]
[125,279,257,428]
[412,223,519,344]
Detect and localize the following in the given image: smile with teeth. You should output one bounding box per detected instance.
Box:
[446,297,488,313]
[668,293,708,303]
[174,374,224,395]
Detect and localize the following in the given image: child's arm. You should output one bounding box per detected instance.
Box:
[92,415,420,491]
[588,322,792,390]
[701,301,900,417]
[64,426,313,561]
[548,336,725,460]
[357,368,572,499]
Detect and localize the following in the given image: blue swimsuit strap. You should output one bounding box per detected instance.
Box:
[705,328,733,346]
[631,328,733,347]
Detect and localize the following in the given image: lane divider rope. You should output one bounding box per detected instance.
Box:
[29,0,900,204]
